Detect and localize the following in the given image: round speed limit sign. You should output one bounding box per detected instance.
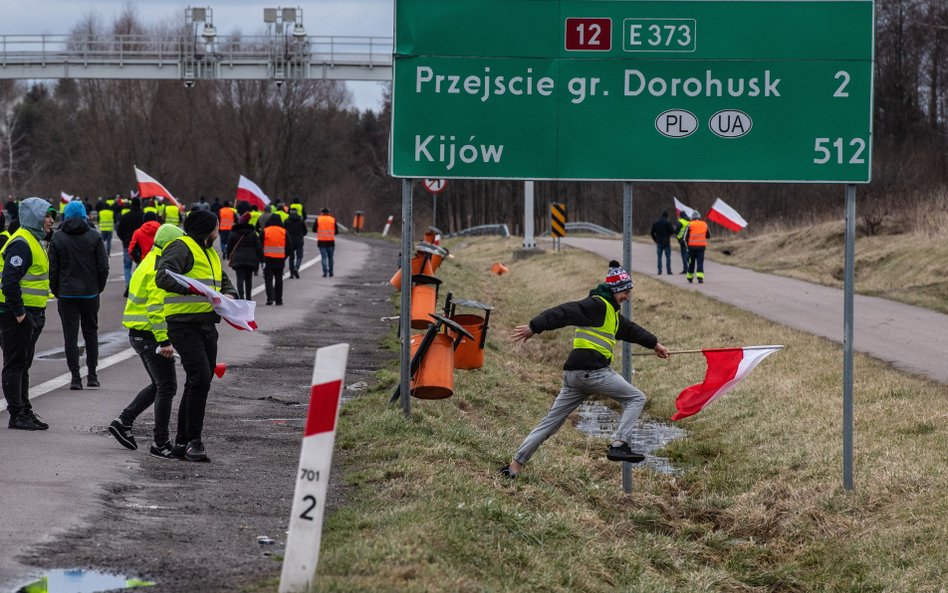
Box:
[422,179,447,194]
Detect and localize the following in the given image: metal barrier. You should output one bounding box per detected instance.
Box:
[540,221,620,238]
[448,224,511,238]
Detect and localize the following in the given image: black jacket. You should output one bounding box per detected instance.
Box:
[226,223,263,268]
[0,238,35,316]
[116,207,144,245]
[284,213,308,247]
[49,218,109,298]
[155,233,237,325]
[650,217,676,246]
[528,284,659,371]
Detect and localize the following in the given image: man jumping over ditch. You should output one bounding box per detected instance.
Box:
[500,260,670,479]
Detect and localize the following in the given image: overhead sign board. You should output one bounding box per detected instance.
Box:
[390,0,874,183]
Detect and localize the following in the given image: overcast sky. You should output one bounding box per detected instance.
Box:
[0,0,393,111]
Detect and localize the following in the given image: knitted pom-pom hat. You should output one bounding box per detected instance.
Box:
[605,260,633,293]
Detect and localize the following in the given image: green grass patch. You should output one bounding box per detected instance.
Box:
[314,238,948,593]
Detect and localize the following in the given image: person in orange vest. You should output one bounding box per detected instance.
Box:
[684,211,710,284]
[217,201,236,254]
[313,207,338,278]
[260,215,289,305]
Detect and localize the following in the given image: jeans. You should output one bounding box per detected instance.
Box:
[123,246,133,286]
[101,230,113,255]
[120,330,178,444]
[168,322,218,445]
[319,245,334,277]
[233,266,255,300]
[289,243,304,276]
[0,309,46,417]
[688,247,706,280]
[264,259,285,304]
[655,243,672,274]
[513,367,646,466]
[678,240,689,273]
[219,230,231,255]
[58,297,100,376]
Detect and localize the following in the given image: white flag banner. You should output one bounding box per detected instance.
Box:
[673,197,695,219]
[707,197,748,232]
[165,270,258,331]
[60,192,74,203]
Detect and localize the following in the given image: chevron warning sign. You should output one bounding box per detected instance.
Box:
[551,203,567,238]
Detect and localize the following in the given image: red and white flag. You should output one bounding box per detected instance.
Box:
[672,345,782,421]
[60,192,74,203]
[165,270,258,331]
[236,175,271,210]
[673,197,695,219]
[707,197,748,232]
[134,166,182,209]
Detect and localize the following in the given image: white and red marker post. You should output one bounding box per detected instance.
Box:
[381,215,394,237]
[279,343,350,593]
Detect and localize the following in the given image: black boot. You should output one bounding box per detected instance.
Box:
[9,413,42,431]
[87,373,100,388]
[70,372,83,390]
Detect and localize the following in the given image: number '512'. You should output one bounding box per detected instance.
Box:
[813,138,866,165]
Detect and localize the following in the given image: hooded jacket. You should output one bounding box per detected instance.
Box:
[226,221,263,268]
[528,283,659,371]
[49,217,109,298]
[155,227,237,325]
[284,212,308,247]
[0,197,51,315]
[128,220,160,262]
[116,203,144,245]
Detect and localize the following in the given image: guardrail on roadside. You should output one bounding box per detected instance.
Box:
[448,224,511,238]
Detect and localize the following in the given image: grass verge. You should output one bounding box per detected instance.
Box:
[317,237,947,593]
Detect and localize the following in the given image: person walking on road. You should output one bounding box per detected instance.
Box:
[108,224,184,458]
[314,207,337,278]
[650,211,676,275]
[155,210,237,462]
[674,211,691,274]
[49,201,109,390]
[261,214,288,306]
[284,208,307,279]
[500,260,670,478]
[128,211,160,264]
[116,197,144,293]
[226,212,263,300]
[0,198,55,430]
[217,201,236,255]
[685,211,710,284]
[95,197,116,255]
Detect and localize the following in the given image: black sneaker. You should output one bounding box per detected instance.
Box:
[28,411,49,430]
[170,443,187,460]
[70,374,83,390]
[9,414,42,431]
[87,375,100,388]
[606,443,645,463]
[108,418,137,450]
[149,441,176,459]
[184,440,210,462]
[698,278,704,284]
[497,465,518,480]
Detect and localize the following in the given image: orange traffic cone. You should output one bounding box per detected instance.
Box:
[491,262,509,275]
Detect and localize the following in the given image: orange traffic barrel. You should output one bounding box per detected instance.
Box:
[389,253,435,290]
[446,298,493,370]
[410,274,442,329]
[409,332,455,399]
[417,242,448,273]
[352,211,365,232]
[424,226,442,245]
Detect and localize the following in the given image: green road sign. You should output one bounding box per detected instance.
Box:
[390,0,874,183]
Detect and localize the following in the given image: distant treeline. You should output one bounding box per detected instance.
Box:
[0,0,945,236]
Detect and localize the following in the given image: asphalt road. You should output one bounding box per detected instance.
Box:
[0,234,364,587]
[564,237,948,385]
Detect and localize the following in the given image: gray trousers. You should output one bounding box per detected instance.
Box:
[513,367,646,466]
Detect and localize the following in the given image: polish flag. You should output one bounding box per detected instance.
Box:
[236,175,271,210]
[165,270,258,331]
[673,197,695,219]
[672,346,783,421]
[707,197,748,232]
[134,167,182,209]
[60,191,74,203]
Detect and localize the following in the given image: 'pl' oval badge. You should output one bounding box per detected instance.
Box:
[709,110,753,138]
[655,110,698,138]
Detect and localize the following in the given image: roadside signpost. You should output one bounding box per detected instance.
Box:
[390,0,873,490]
[422,178,447,193]
[279,343,350,593]
[550,202,567,251]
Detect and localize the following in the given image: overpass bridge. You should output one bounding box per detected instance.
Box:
[0,33,393,83]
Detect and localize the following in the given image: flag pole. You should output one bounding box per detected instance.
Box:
[631,345,784,356]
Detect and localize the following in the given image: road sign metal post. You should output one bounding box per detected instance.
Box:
[622,181,634,494]
[551,202,567,252]
[400,179,413,416]
[523,181,536,249]
[843,184,856,490]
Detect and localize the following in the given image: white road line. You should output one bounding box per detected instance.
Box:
[1,254,323,412]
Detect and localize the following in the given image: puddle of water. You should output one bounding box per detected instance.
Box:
[240,418,307,428]
[36,331,128,361]
[576,401,687,475]
[14,568,154,593]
